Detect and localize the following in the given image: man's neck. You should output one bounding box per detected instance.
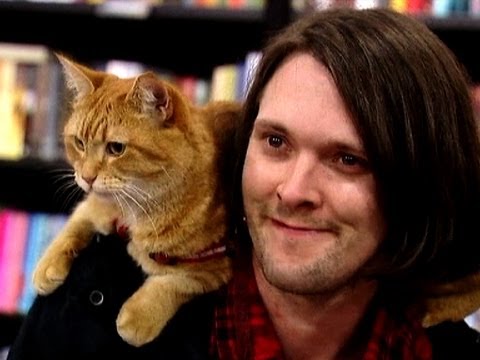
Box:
[253,262,378,360]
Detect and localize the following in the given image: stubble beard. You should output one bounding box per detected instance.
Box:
[254,239,358,296]
[248,216,374,297]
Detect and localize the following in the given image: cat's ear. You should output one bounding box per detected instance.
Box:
[55,53,106,101]
[126,72,173,125]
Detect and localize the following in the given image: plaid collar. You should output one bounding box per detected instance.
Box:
[211,259,283,360]
[210,258,432,360]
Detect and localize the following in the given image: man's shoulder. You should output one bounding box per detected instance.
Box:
[427,320,480,359]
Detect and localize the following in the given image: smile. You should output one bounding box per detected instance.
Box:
[269,218,336,236]
[272,218,314,231]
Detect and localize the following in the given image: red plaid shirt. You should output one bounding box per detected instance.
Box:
[210,260,432,360]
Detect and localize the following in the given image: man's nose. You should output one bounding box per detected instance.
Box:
[276,157,322,207]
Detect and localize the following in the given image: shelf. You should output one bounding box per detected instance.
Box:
[415,15,480,83]
[0,2,269,77]
[0,158,80,214]
[419,15,480,30]
[1,2,477,79]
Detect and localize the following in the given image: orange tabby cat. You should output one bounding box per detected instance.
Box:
[32,54,240,347]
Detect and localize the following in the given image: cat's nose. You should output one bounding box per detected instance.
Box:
[82,175,97,185]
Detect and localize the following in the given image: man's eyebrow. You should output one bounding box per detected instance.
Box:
[253,118,288,133]
[331,142,367,156]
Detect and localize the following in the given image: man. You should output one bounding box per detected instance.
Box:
[212,7,480,359]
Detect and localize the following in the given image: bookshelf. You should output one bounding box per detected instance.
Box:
[0,0,479,215]
[420,15,480,82]
[0,1,272,78]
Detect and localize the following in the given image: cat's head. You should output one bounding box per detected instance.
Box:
[57,54,205,202]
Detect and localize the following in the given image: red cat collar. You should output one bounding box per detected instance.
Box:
[114,219,129,239]
[149,242,227,266]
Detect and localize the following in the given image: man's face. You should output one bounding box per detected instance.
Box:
[242,52,387,294]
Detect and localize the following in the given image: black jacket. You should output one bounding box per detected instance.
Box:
[7,234,215,360]
[7,234,480,359]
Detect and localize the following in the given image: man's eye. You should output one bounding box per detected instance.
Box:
[338,154,370,171]
[267,135,284,148]
[340,154,360,166]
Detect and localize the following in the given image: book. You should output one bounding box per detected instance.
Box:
[0,210,29,313]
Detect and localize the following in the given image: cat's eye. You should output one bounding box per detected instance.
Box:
[106,141,126,156]
[74,136,85,151]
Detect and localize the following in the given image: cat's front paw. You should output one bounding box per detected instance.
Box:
[32,251,73,295]
[116,298,167,347]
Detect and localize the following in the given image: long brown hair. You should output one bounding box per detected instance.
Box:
[232,7,480,285]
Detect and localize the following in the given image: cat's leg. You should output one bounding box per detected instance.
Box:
[422,271,480,327]
[32,196,120,295]
[116,270,228,347]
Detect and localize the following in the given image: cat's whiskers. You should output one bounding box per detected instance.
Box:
[112,192,126,219]
[67,187,86,210]
[125,184,149,203]
[127,184,160,210]
[53,176,84,212]
[51,173,76,198]
[49,169,75,183]
[121,189,159,242]
[116,191,137,226]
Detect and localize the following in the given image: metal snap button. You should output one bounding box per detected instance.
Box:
[89,290,104,306]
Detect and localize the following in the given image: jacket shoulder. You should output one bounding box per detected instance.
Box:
[427,320,480,359]
[7,234,221,360]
